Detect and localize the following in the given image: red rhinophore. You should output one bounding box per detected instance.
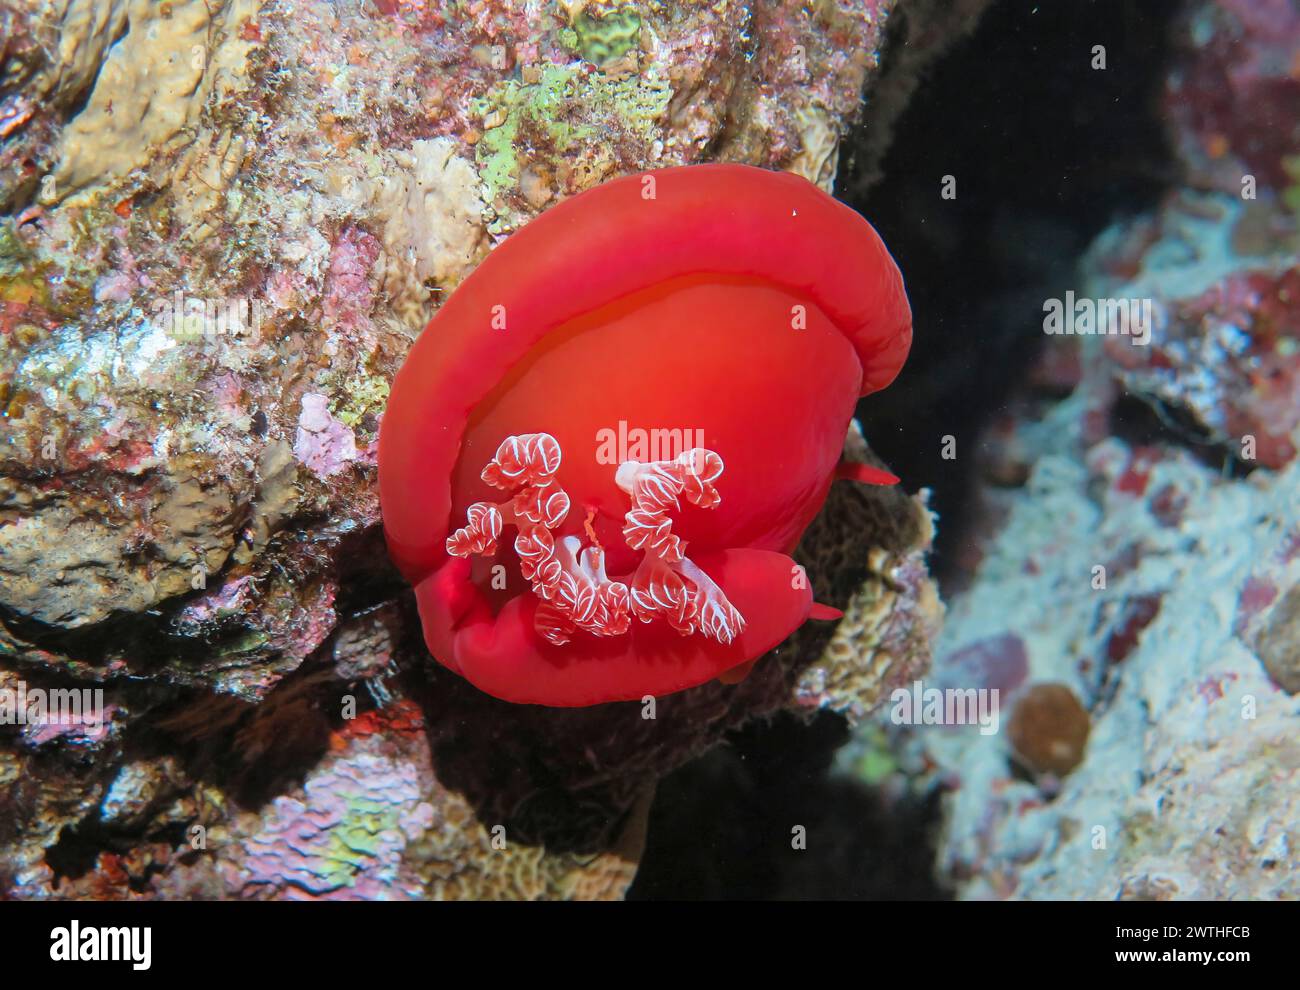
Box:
[379,164,911,706]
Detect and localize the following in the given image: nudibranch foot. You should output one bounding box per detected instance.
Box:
[446,433,745,650]
[835,461,901,487]
[809,602,846,621]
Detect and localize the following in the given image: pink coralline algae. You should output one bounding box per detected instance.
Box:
[20,703,120,749]
[1104,594,1164,664]
[1165,0,1300,194]
[1235,533,1300,694]
[176,574,259,625]
[1105,265,1300,468]
[1236,575,1281,633]
[322,227,382,335]
[236,736,434,900]
[294,393,360,478]
[936,633,1029,697]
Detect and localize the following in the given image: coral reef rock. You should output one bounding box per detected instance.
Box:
[0,0,937,899]
[846,0,1299,901]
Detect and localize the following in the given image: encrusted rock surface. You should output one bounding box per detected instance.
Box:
[915,421,1299,898]
[0,0,938,899]
[837,0,1299,901]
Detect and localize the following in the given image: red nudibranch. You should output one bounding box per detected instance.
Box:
[378,164,911,706]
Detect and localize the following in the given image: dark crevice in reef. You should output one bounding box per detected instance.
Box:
[44,816,192,892]
[0,522,405,683]
[629,710,951,900]
[844,0,1182,592]
[1109,393,1257,480]
[632,0,1183,900]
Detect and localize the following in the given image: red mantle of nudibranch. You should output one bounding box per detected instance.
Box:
[379,164,911,706]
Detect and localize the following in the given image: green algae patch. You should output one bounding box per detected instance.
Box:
[0,222,53,309]
[329,372,390,428]
[471,62,671,232]
[573,8,642,66]
[1283,155,1300,215]
[851,724,898,786]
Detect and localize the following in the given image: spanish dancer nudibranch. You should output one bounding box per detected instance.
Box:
[379,164,911,706]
